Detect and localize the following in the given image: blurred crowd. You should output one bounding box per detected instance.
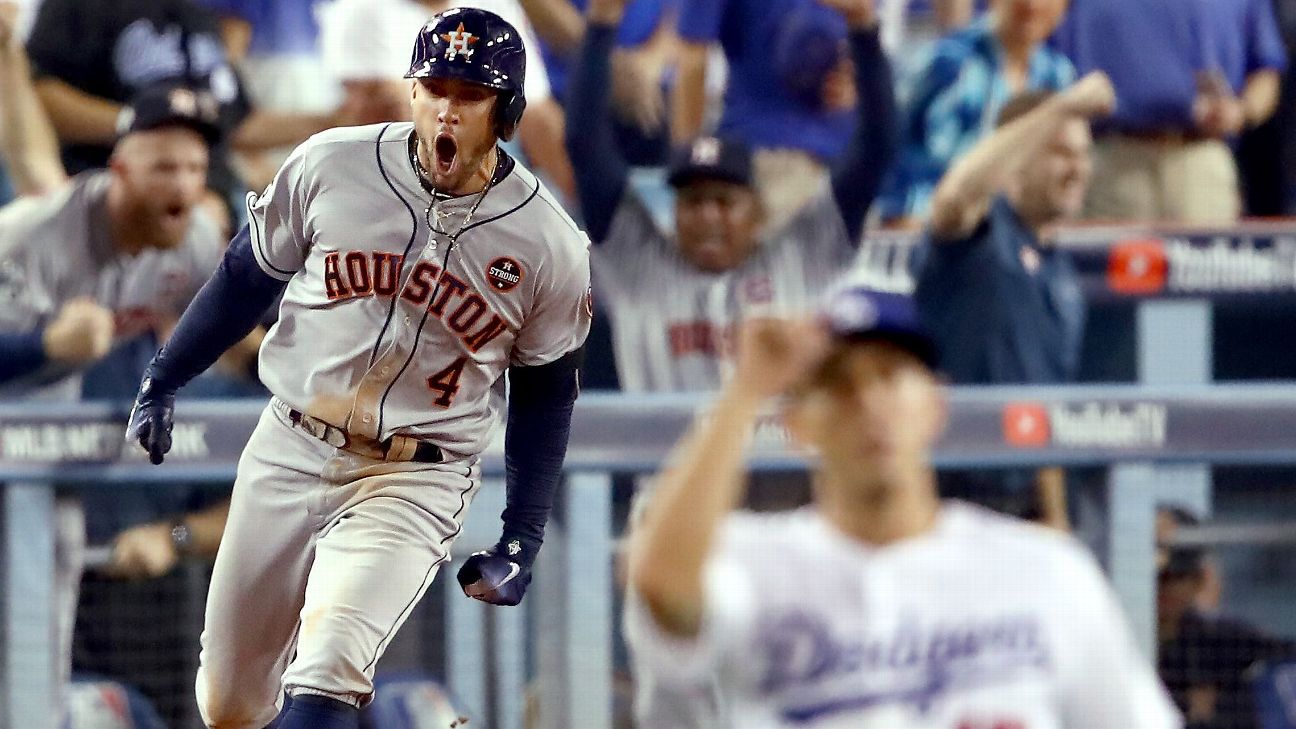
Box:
[1,0,1296,727]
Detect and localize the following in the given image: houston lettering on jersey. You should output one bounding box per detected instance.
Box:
[757,610,1051,723]
[668,321,737,358]
[321,250,510,353]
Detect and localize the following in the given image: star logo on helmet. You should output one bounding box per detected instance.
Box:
[441,23,478,61]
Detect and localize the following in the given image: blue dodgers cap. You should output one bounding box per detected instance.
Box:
[822,287,939,368]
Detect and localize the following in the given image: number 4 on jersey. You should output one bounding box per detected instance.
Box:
[427,357,468,407]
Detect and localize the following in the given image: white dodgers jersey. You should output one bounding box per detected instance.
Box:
[248,123,591,457]
[625,502,1182,729]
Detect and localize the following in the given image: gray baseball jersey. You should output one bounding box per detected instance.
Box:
[197,122,591,723]
[593,186,853,392]
[0,171,222,399]
[0,171,219,725]
[248,122,591,455]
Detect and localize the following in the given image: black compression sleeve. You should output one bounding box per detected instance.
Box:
[0,329,48,383]
[498,348,583,567]
[564,24,630,243]
[145,224,287,392]
[831,27,898,245]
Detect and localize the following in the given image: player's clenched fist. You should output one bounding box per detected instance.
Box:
[1060,71,1116,119]
[127,373,176,465]
[457,542,532,606]
[730,317,831,400]
[42,297,115,364]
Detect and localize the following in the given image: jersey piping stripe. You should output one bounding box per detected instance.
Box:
[361,481,474,674]
[373,175,539,436]
[375,243,452,436]
[455,175,540,237]
[368,123,421,370]
[244,191,297,280]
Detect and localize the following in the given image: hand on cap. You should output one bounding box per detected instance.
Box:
[1060,71,1116,119]
[43,298,115,365]
[817,0,878,29]
[730,317,831,401]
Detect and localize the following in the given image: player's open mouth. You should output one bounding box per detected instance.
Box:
[434,134,458,175]
[165,204,186,221]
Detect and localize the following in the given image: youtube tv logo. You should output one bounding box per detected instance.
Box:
[1107,238,1168,295]
[1003,403,1050,448]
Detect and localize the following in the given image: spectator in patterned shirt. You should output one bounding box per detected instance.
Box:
[878,0,1073,226]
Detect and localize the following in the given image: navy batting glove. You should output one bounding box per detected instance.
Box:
[457,540,533,606]
[126,376,176,465]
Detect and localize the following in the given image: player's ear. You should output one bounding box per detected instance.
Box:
[107,145,130,179]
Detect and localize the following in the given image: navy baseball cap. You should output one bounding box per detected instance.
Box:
[666,136,754,189]
[116,84,223,146]
[822,287,939,369]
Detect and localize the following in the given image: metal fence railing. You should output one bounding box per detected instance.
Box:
[4,386,1296,728]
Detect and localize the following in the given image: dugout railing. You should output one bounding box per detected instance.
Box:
[7,220,1296,727]
[4,387,1296,729]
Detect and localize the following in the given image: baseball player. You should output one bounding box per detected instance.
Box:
[126,8,590,728]
[624,287,1183,729]
[0,79,225,723]
[567,0,894,392]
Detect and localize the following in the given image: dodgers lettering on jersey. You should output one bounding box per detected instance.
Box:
[0,172,222,399]
[593,188,854,393]
[625,503,1183,729]
[247,123,591,457]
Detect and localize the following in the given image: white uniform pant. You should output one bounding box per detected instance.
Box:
[196,400,480,729]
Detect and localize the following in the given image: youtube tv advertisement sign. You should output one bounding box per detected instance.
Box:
[1057,222,1296,302]
[851,222,1296,304]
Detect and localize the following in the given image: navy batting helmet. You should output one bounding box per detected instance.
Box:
[405,7,527,141]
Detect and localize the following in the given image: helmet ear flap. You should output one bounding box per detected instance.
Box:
[494,92,527,141]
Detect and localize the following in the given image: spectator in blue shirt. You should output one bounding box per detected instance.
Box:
[913,72,1114,527]
[1053,0,1286,223]
[670,0,866,232]
[878,0,1073,225]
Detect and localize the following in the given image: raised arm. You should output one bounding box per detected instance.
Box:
[564,0,633,243]
[518,0,586,53]
[628,319,828,636]
[928,71,1115,241]
[824,0,897,244]
[0,6,66,195]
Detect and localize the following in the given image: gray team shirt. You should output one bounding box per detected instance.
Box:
[0,172,222,399]
[593,187,854,393]
[249,122,591,458]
